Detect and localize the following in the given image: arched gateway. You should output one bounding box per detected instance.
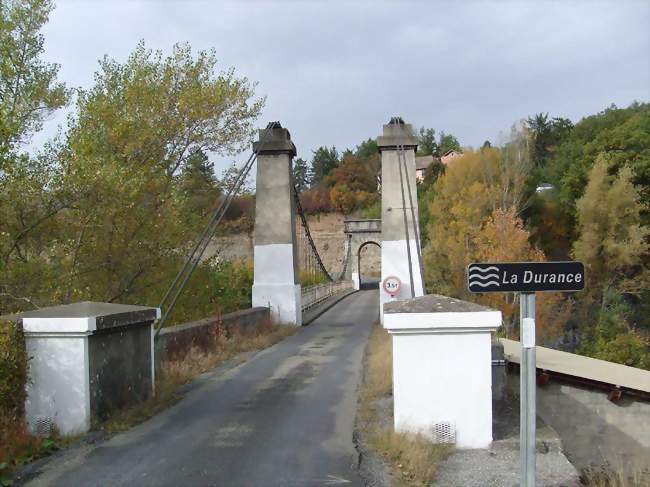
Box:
[342,219,381,290]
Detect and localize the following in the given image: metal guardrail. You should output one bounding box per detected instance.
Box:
[301,281,353,311]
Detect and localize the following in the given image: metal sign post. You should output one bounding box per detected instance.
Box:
[520,292,536,487]
[466,261,585,487]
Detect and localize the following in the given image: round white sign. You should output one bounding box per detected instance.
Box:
[382,275,402,297]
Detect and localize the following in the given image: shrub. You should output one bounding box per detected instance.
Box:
[330,184,357,214]
[209,259,253,314]
[330,185,379,215]
[223,195,255,221]
[299,188,333,213]
[0,321,27,423]
[363,200,381,219]
[1,319,33,477]
[577,292,650,370]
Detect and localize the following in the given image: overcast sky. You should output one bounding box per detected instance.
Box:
[33,0,650,174]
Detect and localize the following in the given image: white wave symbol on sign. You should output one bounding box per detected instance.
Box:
[469,266,500,287]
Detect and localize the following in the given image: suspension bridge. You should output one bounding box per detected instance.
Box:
[155,117,425,330]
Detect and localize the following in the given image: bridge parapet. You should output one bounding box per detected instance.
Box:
[301,281,353,311]
[344,219,381,234]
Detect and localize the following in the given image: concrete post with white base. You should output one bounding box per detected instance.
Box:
[384,294,502,449]
[378,119,425,319]
[18,302,159,436]
[251,123,302,325]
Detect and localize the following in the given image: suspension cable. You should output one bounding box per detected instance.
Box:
[337,234,352,281]
[155,123,275,334]
[292,181,334,282]
[396,139,416,298]
[397,142,426,294]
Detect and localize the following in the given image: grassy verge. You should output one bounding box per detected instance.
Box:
[580,465,650,487]
[0,422,76,486]
[100,321,297,433]
[358,322,453,486]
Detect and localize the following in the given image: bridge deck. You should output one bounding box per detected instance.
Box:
[500,338,650,395]
[26,291,379,487]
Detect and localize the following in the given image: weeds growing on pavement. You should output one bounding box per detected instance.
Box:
[358,322,453,486]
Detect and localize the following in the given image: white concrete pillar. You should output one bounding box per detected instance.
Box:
[384,295,502,449]
[252,123,302,325]
[378,119,425,320]
[19,302,159,436]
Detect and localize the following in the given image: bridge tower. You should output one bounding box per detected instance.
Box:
[251,124,302,325]
[377,119,425,316]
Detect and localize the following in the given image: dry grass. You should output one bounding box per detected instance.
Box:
[359,320,393,404]
[359,322,453,486]
[0,420,78,485]
[581,465,650,487]
[99,322,297,434]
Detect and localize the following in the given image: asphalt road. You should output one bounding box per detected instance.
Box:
[27,290,379,487]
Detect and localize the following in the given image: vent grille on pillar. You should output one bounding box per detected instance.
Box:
[431,421,456,444]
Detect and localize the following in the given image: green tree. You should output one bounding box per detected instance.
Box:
[354,138,378,162]
[526,113,552,166]
[0,0,68,158]
[438,132,461,155]
[543,102,649,214]
[309,146,339,187]
[1,40,263,314]
[417,127,438,156]
[576,290,650,370]
[292,157,310,192]
[526,113,573,168]
[421,159,445,187]
[221,160,253,195]
[0,0,70,312]
[572,156,648,301]
[179,149,220,219]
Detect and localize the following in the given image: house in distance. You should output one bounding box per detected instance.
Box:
[415,149,463,182]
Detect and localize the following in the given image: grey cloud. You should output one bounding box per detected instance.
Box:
[31,0,650,173]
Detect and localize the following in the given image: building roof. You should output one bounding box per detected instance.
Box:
[500,338,650,394]
[415,155,436,171]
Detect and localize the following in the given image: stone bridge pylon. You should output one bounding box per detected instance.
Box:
[251,124,301,326]
[377,119,425,315]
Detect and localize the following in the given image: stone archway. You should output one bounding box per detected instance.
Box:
[343,219,382,290]
[357,240,381,289]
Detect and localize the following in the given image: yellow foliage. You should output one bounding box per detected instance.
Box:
[573,156,649,297]
[423,145,570,343]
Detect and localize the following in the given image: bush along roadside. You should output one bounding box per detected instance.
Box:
[356,322,453,486]
[0,320,64,485]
